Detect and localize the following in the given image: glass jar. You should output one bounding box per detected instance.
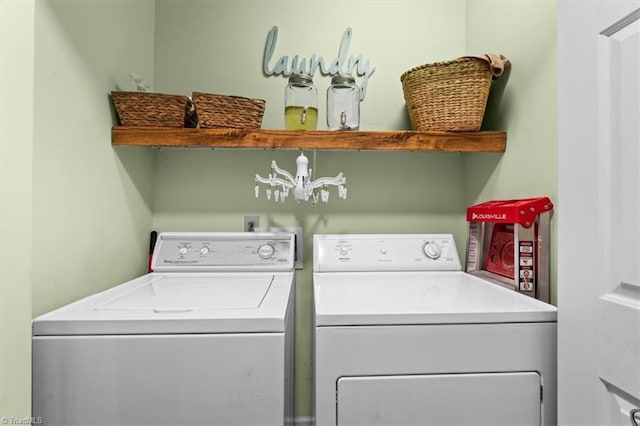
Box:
[327,74,360,130]
[284,73,318,130]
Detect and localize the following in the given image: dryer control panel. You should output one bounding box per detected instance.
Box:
[313,234,462,272]
[152,232,295,272]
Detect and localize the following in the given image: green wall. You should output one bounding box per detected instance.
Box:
[31,0,157,317]
[152,0,557,418]
[1,0,157,419]
[152,1,468,417]
[0,0,35,419]
[0,0,557,420]
[465,0,558,302]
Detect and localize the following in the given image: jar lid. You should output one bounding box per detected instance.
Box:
[289,73,314,84]
[331,74,356,85]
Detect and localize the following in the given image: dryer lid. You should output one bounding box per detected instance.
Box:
[313,271,557,326]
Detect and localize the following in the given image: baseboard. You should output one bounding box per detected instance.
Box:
[293,416,314,426]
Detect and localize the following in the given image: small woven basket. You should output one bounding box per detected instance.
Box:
[400,57,493,131]
[111,91,194,127]
[192,92,266,129]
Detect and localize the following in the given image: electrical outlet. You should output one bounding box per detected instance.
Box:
[244,216,260,232]
[256,226,303,269]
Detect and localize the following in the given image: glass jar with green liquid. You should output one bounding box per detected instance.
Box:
[284,73,318,130]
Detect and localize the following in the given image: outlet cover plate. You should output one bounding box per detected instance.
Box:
[244,215,260,232]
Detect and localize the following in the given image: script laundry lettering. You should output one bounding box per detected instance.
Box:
[263,26,375,101]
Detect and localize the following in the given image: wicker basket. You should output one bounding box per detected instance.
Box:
[192,92,265,130]
[111,91,195,127]
[400,57,493,131]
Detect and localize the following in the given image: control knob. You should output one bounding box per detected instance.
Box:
[423,241,442,260]
[258,244,275,259]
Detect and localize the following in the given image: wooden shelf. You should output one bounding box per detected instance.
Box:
[111,127,506,153]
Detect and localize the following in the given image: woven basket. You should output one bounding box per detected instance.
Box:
[192,92,265,129]
[400,57,493,131]
[111,91,195,127]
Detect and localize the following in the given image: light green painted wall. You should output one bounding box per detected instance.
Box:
[0,0,35,420]
[152,0,557,417]
[152,0,469,418]
[464,1,558,303]
[0,0,156,417]
[32,0,157,317]
[153,0,467,131]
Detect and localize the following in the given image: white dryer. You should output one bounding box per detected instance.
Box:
[313,234,557,426]
[33,232,295,426]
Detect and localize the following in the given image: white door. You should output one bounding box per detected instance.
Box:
[558,1,640,425]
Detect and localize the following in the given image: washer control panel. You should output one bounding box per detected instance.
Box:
[152,232,294,272]
[313,234,461,272]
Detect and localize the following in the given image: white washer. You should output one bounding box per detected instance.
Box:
[313,234,557,426]
[33,232,295,426]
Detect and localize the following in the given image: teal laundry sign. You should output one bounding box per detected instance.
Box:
[263,26,375,100]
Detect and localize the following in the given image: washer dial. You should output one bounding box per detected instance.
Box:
[258,244,275,259]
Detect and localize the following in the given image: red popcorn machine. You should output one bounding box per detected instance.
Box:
[465,197,554,302]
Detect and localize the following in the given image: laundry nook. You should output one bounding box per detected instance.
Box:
[2,1,639,426]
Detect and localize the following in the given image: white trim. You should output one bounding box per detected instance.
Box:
[293,416,314,426]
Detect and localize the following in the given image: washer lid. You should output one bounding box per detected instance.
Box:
[313,271,557,326]
[33,272,294,335]
[96,275,272,311]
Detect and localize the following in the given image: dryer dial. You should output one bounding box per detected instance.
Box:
[423,241,442,260]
